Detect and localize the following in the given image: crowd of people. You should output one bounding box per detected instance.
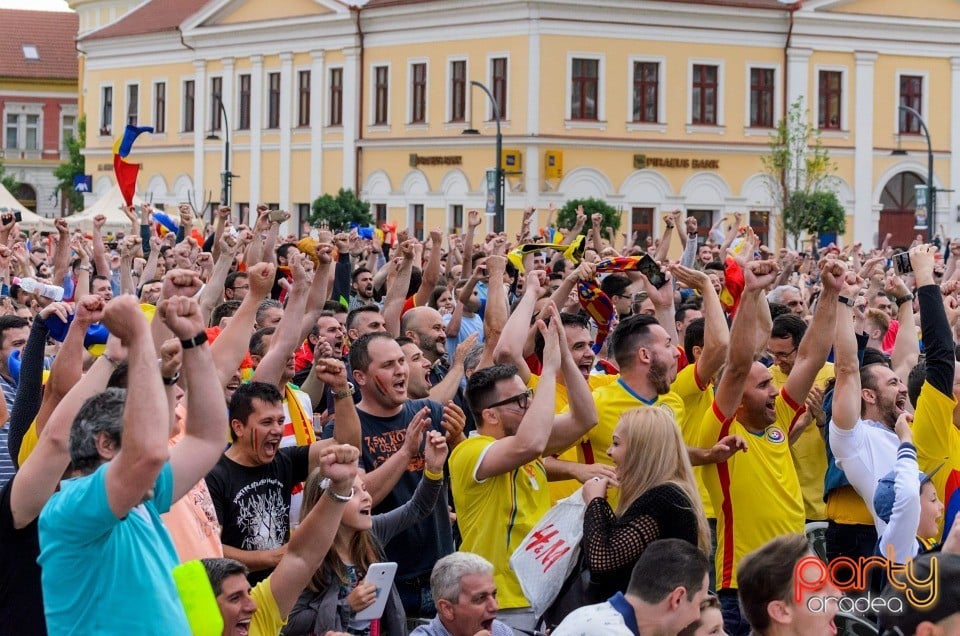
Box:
[0,200,959,636]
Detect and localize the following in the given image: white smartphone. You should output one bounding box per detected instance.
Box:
[354,562,398,621]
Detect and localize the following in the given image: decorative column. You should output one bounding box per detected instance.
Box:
[854,51,878,246]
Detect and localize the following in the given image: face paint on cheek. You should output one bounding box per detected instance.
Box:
[373,376,390,398]
[251,428,258,454]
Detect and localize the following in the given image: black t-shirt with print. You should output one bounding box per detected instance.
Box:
[205,445,309,584]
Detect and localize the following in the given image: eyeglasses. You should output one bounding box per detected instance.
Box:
[765,347,797,360]
[486,388,534,411]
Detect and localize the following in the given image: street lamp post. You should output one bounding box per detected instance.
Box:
[462,80,504,233]
[206,95,233,213]
[897,104,934,241]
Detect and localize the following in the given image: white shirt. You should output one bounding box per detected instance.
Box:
[829,417,899,532]
[551,598,636,636]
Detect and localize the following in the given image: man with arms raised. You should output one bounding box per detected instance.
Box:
[38,293,227,634]
[698,257,843,636]
[452,304,598,633]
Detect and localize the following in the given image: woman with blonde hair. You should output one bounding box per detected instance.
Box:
[580,406,711,600]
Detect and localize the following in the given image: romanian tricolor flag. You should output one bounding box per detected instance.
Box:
[718,238,750,316]
[113,125,153,207]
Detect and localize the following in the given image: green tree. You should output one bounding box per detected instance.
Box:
[762,98,840,248]
[309,188,373,232]
[54,114,86,213]
[0,159,18,193]
[556,197,621,237]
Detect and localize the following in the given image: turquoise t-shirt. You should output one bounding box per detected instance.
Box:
[38,462,189,635]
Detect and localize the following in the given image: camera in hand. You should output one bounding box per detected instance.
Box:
[893,252,912,274]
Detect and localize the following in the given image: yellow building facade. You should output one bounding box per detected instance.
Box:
[74,0,960,247]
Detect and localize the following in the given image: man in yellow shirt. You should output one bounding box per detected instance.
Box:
[450,307,598,634]
[766,313,834,522]
[203,444,359,636]
[698,258,844,636]
[493,270,616,501]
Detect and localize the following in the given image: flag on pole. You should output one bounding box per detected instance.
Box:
[113,125,153,207]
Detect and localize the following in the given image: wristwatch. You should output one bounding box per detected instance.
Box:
[895,293,914,307]
[162,371,180,386]
[320,478,354,503]
[837,295,855,307]
[331,384,355,401]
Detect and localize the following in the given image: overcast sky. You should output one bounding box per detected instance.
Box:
[0,0,71,10]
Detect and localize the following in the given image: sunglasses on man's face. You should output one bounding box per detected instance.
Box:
[486,388,534,411]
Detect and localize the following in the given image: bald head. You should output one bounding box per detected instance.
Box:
[402,306,447,363]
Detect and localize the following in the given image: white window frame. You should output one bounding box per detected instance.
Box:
[180,76,196,135]
[408,203,425,241]
[3,103,43,152]
[151,79,167,135]
[263,70,281,130]
[368,61,391,129]
[99,82,114,136]
[406,58,430,128]
[686,58,725,132]
[744,63,781,133]
[813,65,849,134]
[626,55,666,132]
[445,55,469,125]
[894,69,930,137]
[59,104,78,151]
[125,81,140,127]
[486,52,510,123]
[565,52,606,128]
[325,64,344,128]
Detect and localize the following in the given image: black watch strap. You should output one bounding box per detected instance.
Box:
[837,295,855,307]
[179,331,208,350]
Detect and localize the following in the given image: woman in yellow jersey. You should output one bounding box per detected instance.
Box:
[580,407,711,601]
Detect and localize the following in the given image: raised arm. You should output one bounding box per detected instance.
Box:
[461,210,481,281]
[51,218,71,288]
[199,233,240,326]
[476,311,561,480]
[383,240,416,337]
[296,244,334,343]
[545,307,599,455]
[886,273,919,383]
[413,229,443,307]
[164,296,228,501]
[831,270,862,431]
[912,244,955,397]
[92,214,111,276]
[492,270,543,382]
[269,445,358,619]
[477,252,509,370]
[210,262,275,387]
[671,264,728,384]
[712,261,779,419]
[782,258,844,405]
[364,408,430,506]
[11,297,114,528]
[252,253,311,387]
[314,358,361,449]
[103,295,170,518]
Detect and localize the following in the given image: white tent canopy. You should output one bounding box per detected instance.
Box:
[0,183,54,231]
[66,185,143,234]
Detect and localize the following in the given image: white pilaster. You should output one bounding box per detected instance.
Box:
[310,50,325,201]
[785,48,811,111]
[279,52,293,212]
[193,59,206,209]
[342,46,360,192]
[249,55,263,212]
[854,51,877,246]
[950,57,960,232]
[527,10,540,135]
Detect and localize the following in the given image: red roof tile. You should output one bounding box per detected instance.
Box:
[80,0,212,42]
[0,9,79,80]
